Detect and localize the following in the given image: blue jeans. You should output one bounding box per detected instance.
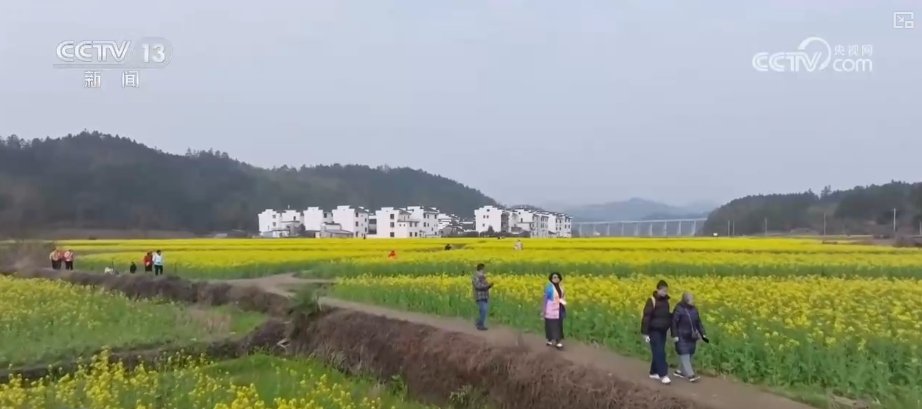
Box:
[475,300,488,327]
[648,330,668,377]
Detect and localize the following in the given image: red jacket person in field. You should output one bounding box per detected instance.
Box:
[143,252,153,272]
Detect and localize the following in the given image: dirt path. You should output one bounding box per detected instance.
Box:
[218,274,817,409]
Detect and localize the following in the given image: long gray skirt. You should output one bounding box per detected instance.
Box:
[544,318,563,341]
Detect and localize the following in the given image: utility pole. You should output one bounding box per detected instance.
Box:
[893,208,897,233]
[823,213,827,236]
[727,220,731,236]
[764,217,768,236]
[732,220,735,236]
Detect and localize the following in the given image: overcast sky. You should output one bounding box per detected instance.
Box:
[1,1,919,207]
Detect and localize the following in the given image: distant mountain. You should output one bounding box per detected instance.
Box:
[705,182,922,235]
[551,198,717,222]
[0,132,499,235]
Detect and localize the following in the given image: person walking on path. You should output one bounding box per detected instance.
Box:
[129,261,138,274]
[641,280,673,384]
[152,250,164,276]
[143,252,153,273]
[672,291,709,382]
[49,249,61,270]
[472,263,493,331]
[63,249,75,270]
[542,272,566,349]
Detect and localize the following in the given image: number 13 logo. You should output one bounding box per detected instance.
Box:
[142,44,166,63]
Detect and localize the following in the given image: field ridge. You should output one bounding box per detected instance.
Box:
[0,269,710,409]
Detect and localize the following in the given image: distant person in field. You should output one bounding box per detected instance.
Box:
[152,250,164,276]
[129,261,137,274]
[672,291,708,383]
[143,252,153,273]
[444,243,452,251]
[471,263,493,331]
[514,239,522,250]
[49,249,61,270]
[542,272,566,349]
[63,249,75,270]
[387,250,396,258]
[641,280,673,384]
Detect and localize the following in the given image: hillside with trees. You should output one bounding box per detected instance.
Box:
[0,132,498,236]
[704,182,922,236]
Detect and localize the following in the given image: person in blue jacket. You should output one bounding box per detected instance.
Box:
[671,291,709,382]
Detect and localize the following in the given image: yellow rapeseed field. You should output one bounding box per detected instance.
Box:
[0,351,433,409]
[0,276,260,365]
[331,271,922,404]
[68,237,922,278]
[51,236,922,404]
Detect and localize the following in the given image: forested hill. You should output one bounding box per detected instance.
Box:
[0,132,499,234]
[704,182,922,236]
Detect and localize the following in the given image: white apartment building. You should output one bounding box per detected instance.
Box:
[374,207,422,238]
[302,207,333,231]
[534,212,550,237]
[514,209,550,237]
[258,205,570,239]
[437,213,458,230]
[332,205,370,238]
[258,209,303,235]
[406,206,441,237]
[547,213,573,238]
[475,205,511,233]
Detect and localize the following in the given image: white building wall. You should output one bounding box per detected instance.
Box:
[332,205,369,238]
[535,213,550,237]
[280,210,302,227]
[437,213,457,230]
[375,207,409,238]
[406,206,440,237]
[515,209,534,234]
[474,206,507,233]
[302,207,326,231]
[258,209,279,233]
[548,214,561,236]
[560,215,573,237]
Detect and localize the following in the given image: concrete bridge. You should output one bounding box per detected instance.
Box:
[573,218,706,237]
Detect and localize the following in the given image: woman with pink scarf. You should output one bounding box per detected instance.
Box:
[541,272,566,350]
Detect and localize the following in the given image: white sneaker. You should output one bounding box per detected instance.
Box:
[649,374,661,380]
[660,376,672,385]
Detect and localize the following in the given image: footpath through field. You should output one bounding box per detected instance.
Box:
[217,273,815,409]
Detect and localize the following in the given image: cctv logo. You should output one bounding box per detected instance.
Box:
[56,41,132,66]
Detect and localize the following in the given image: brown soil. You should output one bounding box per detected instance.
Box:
[225,274,817,409]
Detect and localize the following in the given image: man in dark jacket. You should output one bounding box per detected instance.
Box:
[641,280,673,384]
[471,263,493,330]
